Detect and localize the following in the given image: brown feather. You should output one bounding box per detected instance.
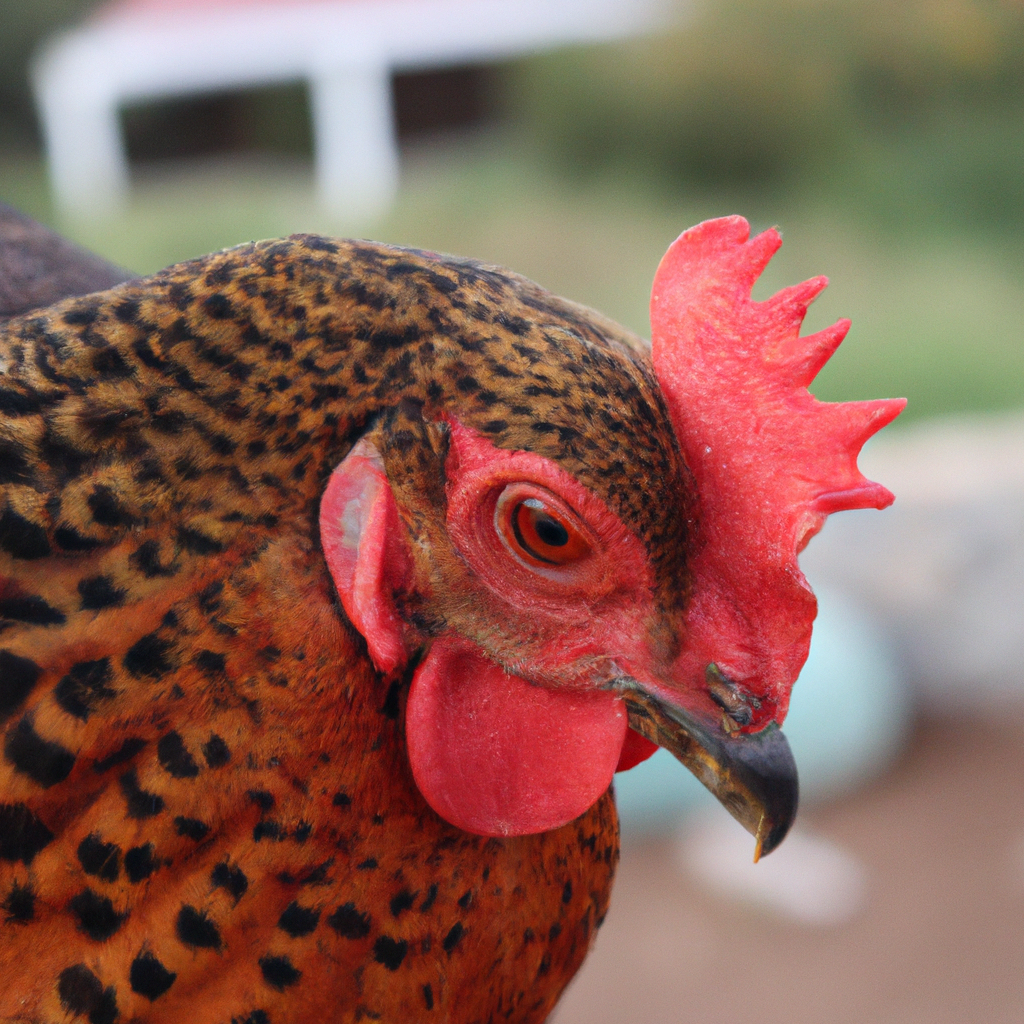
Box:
[0,236,694,1023]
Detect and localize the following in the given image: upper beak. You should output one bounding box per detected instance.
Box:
[613,674,799,859]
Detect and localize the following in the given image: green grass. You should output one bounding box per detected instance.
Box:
[3,135,1022,423]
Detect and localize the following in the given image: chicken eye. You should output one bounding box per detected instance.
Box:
[500,496,589,567]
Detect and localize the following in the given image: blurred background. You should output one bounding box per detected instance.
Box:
[3,0,1024,1021]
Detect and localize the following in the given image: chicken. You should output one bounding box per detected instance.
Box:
[0,202,133,322]
[0,214,903,1024]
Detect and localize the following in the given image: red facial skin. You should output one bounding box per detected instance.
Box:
[321,418,668,837]
[441,418,659,686]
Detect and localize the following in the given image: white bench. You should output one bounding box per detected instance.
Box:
[32,0,672,220]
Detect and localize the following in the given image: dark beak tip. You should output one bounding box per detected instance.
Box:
[756,812,795,860]
[618,684,799,858]
[737,722,799,859]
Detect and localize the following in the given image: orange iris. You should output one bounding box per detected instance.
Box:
[504,497,589,567]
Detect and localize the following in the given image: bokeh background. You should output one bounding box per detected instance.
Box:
[2,1,1024,1022]
[5,0,1024,422]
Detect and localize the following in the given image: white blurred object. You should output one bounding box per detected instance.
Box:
[614,585,910,833]
[782,585,910,801]
[31,0,678,221]
[802,410,1024,712]
[676,814,868,925]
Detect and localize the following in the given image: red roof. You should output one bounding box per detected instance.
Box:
[96,0,385,18]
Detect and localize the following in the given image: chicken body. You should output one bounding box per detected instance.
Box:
[0,237,692,1023]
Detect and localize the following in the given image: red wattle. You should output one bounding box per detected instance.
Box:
[615,729,658,772]
[405,640,628,837]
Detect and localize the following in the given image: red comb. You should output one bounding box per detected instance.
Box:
[651,216,905,724]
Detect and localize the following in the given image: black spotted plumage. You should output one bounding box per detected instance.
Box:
[0,233,696,1024]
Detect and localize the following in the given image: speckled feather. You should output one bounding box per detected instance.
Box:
[0,236,693,1024]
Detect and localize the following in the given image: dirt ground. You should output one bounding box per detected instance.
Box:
[553,717,1024,1024]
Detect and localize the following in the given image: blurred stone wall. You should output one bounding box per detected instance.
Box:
[802,412,1024,711]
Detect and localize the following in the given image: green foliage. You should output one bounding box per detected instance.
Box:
[508,0,1024,230]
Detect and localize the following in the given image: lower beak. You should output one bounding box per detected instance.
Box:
[615,679,798,859]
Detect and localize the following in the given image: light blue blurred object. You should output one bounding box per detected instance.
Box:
[614,585,912,834]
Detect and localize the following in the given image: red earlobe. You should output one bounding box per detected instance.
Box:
[320,439,410,675]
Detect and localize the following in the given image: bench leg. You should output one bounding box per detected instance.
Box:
[310,62,399,222]
[34,70,130,220]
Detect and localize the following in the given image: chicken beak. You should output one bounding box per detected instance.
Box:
[616,680,798,859]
